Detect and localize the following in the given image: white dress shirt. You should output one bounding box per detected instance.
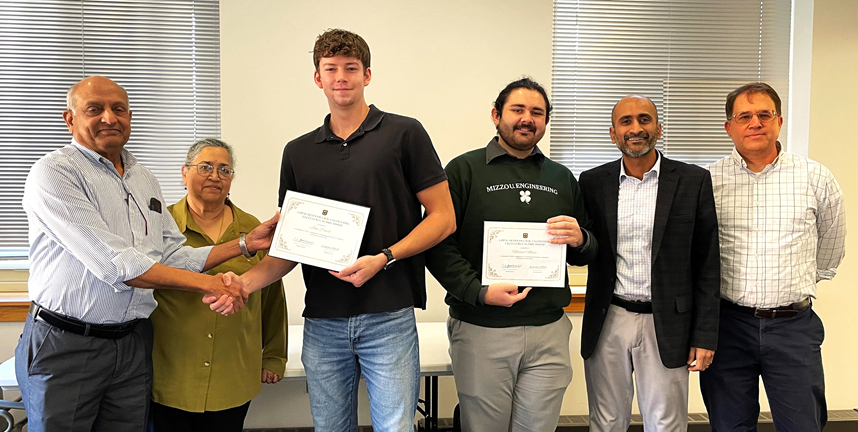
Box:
[615,153,661,301]
[708,145,846,308]
[23,140,211,323]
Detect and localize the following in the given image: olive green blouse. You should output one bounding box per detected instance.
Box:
[151,196,288,412]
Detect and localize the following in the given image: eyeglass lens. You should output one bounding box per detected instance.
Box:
[194,164,233,179]
[734,111,777,124]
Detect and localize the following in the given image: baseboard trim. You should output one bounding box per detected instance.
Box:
[243,409,858,432]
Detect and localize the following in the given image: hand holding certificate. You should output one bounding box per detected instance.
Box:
[269,191,370,272]
[481,221,567,288]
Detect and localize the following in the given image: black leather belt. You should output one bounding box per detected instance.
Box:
[611,296,653,314]
[29,302,139,339]
[721,298,811,319]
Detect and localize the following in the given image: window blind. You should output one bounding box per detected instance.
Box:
[0,0,221,258]
[550,0,791,176]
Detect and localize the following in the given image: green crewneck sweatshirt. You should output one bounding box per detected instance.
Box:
[426,138,598,327]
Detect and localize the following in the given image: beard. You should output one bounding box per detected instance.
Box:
[497,122,541,153]
[615,132,657,158]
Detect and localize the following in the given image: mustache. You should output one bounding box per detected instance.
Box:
[624,132,649,140]
[515,124,536,132]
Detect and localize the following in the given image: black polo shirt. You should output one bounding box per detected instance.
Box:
[279,105,447,318]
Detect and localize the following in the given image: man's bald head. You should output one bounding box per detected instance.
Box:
[611,94,658,127]
[62,76,132,161]
[67,76,129,113]
[609,94,661,159]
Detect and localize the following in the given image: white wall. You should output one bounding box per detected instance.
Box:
[221,0,858,428]
[807,0,858,412]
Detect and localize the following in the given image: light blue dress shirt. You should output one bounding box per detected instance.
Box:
[23,140,211,323]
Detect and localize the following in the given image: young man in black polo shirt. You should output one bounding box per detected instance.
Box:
[426,78,597,432]
[217,29,455,431]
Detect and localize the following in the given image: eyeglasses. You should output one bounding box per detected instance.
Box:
[729,110,779,124]
[188,163,235,179]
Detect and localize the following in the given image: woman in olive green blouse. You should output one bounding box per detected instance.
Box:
[149,138,288,432]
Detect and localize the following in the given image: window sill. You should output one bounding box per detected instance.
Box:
[565,264,587,313]
[0,294,29,322]
[0,266,590,318]
[564,295,585,313]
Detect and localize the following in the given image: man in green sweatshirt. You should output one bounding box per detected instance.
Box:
[426,78,598,432]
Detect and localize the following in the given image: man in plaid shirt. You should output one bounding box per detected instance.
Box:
[701,82,846,432]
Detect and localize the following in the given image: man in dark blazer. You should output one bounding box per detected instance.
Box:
[578,94,721,432]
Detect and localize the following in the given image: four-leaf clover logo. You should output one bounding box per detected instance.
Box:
[520,190,531,204]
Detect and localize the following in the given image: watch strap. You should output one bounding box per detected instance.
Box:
[381,248,396,270]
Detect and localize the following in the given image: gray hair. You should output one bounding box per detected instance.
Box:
[185,138,236,169]
[66,75,129,113]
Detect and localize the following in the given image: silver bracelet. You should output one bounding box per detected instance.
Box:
[239,233,256,259]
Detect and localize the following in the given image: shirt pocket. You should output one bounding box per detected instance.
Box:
[144,207,165,251]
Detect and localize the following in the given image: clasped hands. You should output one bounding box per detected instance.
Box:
[200,213,279,315]
[202,249,385,316]
[201,272,247,316]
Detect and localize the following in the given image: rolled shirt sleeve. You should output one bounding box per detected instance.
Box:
[24,142,210,322]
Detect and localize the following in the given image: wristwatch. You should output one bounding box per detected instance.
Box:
[381,248,396,270]
[239,233,257,259]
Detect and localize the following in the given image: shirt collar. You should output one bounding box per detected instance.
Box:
[172,195,248,237]
[730,141,783,170]
[314,104,385,143]
[619,150,661,181]
[485,137,546,168]
[71,138,138,172]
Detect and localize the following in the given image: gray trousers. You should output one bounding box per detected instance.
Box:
[448,315,573,432]
[15,314,154,432]
[584,305,689,432]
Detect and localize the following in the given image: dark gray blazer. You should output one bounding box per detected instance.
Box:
[579,155,721,368]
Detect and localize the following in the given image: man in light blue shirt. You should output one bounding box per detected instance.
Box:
[16,75,277,432]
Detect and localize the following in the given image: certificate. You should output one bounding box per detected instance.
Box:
[481,221,567,288]
[269,191,370,272]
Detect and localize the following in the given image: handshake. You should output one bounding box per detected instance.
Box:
[202,272,246,316]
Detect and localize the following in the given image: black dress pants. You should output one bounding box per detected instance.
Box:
[150,400,251,432]
[700,306,826,432]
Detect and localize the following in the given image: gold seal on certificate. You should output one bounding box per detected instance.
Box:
[269,191,370,272]
[481,221,567,288]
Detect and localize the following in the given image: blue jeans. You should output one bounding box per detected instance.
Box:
[302,306,420,432]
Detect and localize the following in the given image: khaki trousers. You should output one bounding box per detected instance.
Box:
[584,304,689,432]
[448,315,573,432]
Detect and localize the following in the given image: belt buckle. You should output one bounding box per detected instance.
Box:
[754,308,774,318]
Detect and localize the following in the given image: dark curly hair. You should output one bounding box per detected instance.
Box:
[313,29,371,71]
[493,77,552,122]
